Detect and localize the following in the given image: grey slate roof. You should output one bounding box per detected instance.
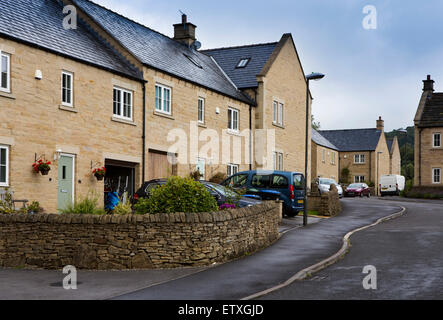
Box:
[318,129,382,152]
[312,129,338,150]
[0,0,142,80]
[72,0,254,105]
[417,93,443,127]
[201,43,278,89]
[386,139,394,153]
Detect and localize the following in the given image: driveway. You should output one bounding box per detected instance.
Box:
[260,199,443,300]
[0,198,403,300]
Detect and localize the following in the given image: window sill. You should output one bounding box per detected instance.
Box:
[59,105,78,113]
[154,111,175,120]
[227,130,240,136]
[0,91,15,100]
[111,116,136,126]
[198,122,207,128]
[272,122,285,129]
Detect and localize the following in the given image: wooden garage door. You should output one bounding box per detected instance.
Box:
[148,150,176,180]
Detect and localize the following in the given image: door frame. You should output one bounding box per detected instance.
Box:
[59,153,75,206]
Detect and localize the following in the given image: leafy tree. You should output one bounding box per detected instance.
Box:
[311,115,321,130]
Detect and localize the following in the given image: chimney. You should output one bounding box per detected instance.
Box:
[173,14,196,46]
[423,75,434,92]
[376,116,384,132]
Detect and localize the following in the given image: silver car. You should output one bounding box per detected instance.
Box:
[317,178,343,198]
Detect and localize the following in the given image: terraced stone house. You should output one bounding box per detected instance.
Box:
[414,75,443,187]
[0,0,313,212]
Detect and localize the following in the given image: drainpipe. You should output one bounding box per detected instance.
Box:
[249,104,252,171]
[418,128,422,186]
[142,81,147,184]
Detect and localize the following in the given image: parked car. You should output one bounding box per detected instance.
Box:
[134,179,262,208]
[316,178,343,198]
[344,183,371,197]
[221,170,305,217]
[380,174,405,196]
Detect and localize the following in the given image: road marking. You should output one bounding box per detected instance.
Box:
[241,206,406,300]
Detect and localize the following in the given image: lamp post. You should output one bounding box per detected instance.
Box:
[376,151,383,196]
[398,129,408,171]
[304,72,325,226]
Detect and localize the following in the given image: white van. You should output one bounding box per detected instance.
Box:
[380,175,405,196]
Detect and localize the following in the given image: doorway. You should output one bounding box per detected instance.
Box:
[57,154,75,212]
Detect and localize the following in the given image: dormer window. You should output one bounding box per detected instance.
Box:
[184,54,202,69]
[236,58,250,68]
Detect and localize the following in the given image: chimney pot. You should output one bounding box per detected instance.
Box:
[423,75,435,92]
[376,116,384,132]
[182,14,187,24]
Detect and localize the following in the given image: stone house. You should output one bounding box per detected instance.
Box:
[317,117,400,195]
[414,75,443,187]
[311,129,339,181]
[387,136,401,176]
[0,0,313,212]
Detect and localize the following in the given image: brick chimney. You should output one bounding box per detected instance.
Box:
[423,75,434,92]
[376,116,384,131]
[173,14,196,46]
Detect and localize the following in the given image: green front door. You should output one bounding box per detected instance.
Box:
[57,155,74,212]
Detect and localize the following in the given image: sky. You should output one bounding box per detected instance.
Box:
[91,0,443,132]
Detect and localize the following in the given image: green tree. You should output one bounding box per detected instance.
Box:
[311,115,321,130]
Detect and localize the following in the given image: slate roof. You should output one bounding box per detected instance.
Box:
[0,0,142,80]
[312,129,338,150]
[201,42,278,89]
[72,0,254,105]
[318,128,382,152]
[417,93,443,127]
[386,139,394,152]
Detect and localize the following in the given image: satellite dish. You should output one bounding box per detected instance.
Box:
[193,40,202,50]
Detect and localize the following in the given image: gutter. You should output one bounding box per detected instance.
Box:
[142,81,147,184]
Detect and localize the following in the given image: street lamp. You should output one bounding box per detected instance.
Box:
[398,129,408,169]
[304,72,325,226]
[377,151,383,196]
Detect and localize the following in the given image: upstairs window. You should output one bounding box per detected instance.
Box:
[0,52,10,92]
[61,71,73,107]
[0,145,9,187]
[331,152,336,165]
[273,101,284,126]
[433,133,441,148]
[228,107,239,132]
[322,149,326,163]
[113,87,133,121]
[198,97,205,124]
[236,58,250,68]
[354,154,365,164]
[155,84,171,115]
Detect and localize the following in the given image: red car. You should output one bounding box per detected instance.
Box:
[344,183,371,197]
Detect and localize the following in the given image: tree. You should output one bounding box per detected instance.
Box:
[311,115,321,130]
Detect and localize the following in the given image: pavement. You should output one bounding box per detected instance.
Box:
[0,198,405,300]
[259,199,443,300]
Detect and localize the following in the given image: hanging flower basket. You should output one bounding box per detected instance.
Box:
[32,160,51,176]
[92,167,106,181]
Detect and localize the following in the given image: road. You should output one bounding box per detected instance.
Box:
[260,199,443,300]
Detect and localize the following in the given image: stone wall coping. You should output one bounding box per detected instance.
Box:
[0,201,279,225]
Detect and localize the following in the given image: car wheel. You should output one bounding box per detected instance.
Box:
[367,192,371,198]
[286,211,297,218]
[359,192,363,198]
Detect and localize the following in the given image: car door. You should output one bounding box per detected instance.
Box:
[250,174,281,200]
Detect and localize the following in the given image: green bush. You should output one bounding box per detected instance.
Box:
[134,176,218,214]
[61,192,106,215]
[112,201,133,215]
[401,179,414,197]
[209,172,227,184]
[0,189,14,214]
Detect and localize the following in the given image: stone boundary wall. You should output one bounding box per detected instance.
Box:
[0,201,282,270]
[407,186,443,198]
[308,185,342,217]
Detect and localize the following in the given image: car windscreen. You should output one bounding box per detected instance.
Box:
[205,183,238,197]
[319,178,335,185]
[348,183,363,188]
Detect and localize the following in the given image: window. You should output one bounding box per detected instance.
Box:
[184,54,203,69]
[113,87,133,120]
[331,152,336,165]
[228,108,239,132]
[225,174,248,188]
[61,71,73,106]
[354,176,365,183]
[354,154,365,164]
[0,52,10,92]
[198,97,205,124]
[252,174,271,188]
[227,163,239,177]
[0,145,9,187]
[271,175,289,188]
[155,84,171,115]
[433,133,441,148]
[273,101,284,126]
[273,152,283,170]
[322,149,325,163]
[433,168,441,184]
[236,58,250,68]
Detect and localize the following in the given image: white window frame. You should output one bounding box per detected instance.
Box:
[433,133,441,148]
[61,71,74,107]
[113,86,133,121]
[273,152,283,171]
[155,83,172,115]
[227,163,239,177]
[273,101,284,126]
[198,97,205,124]
[432,168,441,184]
[354,154,365,164]
[354,176,365,183]
[0,51,11,93]
[228,107,239,132]
[322,149,325,163]
[331,152,336,165]
[0,145,9,187]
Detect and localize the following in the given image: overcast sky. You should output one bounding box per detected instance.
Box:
[91,0,443,132]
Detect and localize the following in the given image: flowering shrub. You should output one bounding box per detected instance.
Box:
[92,167,106,176]
[219,203,236,210]
[32,159,51,174]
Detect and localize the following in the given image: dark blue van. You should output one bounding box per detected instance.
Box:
[221,170,305,217]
